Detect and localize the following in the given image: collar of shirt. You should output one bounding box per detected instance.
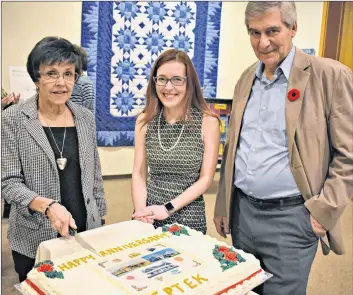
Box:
[255,45,296,83]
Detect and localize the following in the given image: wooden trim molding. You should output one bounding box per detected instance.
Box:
[319,2,329,57]
[322,2,345,60]
[319,1,353,70]
[338,2,353,70]
[335,3,345,60]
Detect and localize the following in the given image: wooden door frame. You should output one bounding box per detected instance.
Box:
[319,1,345,59]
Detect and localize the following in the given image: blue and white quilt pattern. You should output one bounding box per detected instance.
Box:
[81,2,222,146]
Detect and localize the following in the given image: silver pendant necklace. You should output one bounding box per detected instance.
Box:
[41,110,67,170]
[158,108,185,152]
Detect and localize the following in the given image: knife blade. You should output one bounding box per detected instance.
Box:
[69,227,100,256]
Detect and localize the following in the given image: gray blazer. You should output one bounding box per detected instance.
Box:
[1,95,107,258]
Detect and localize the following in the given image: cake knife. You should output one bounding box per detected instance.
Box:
[69,227,100,256]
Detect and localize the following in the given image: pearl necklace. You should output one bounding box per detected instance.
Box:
[157,108,185,152]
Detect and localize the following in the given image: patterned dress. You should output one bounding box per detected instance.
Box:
[146,107,207,234]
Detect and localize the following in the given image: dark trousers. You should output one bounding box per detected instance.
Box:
[12,251,35,282]
[232,189,319,295]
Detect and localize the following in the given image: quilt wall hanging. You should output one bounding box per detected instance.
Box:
[81,1,222,146]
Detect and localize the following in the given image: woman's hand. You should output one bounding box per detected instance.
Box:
[46,203,77,238]
[134,215,154,224]
[133,205,170,221]
[132,207,154,224]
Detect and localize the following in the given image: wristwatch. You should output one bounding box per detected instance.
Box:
[164,202,175,214]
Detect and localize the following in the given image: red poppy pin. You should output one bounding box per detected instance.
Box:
[287,88,300,102]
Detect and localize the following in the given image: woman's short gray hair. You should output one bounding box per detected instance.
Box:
[245,2,297,29]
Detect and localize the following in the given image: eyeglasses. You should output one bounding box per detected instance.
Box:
[39,71,79,83]
[153,76,187,86]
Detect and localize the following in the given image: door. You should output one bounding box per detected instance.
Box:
[319,1,353,70]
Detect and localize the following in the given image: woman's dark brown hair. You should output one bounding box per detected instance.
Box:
[139,49,218,126]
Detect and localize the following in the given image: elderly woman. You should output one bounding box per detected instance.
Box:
[1,36,107,282]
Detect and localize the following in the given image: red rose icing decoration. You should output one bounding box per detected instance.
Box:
[37,264,54,273]
[224,251,238,262]
[287,88,300,101]
[169,225,181,233]
[218,246,229,253]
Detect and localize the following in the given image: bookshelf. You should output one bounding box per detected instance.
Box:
[206,98,233,168]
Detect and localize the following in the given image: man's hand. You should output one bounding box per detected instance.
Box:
[310,214,327,237]
[213,215,229,238]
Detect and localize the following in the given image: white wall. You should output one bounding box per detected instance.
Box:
[294,2,324,51]
[1,2,82,92]
[217,2,324,99]
[217,2,256,99]
[1,1,323,176]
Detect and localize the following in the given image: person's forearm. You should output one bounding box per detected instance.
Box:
[29,196,53,214]
[131,174,148,211]
[171,175,214,211]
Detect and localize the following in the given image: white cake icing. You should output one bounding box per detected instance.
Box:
[22,250,118,295]
[21,221,264,295]
[77,220,156,251]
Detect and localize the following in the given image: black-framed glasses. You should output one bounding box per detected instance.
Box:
[153,76,187,86]
[39,71,79,83]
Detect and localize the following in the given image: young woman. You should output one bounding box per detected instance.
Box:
[132,49,220,234]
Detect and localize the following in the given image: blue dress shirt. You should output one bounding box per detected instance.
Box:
[234,46,301,199]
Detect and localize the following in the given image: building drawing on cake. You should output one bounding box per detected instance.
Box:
[143,261,178,278]
[142,248,180,263]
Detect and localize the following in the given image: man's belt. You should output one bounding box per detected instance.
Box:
[237,188,304,208]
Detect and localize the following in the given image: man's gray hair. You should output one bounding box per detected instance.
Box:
[245,2,297,29]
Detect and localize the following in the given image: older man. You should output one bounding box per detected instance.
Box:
[214,2,352,294]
